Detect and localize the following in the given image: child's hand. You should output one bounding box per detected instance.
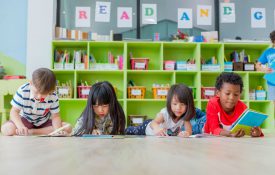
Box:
[250,127,262,137]
[262,67,272,73]
[52,130,70,136]
[16,126,29,136]
[230,129,245,137]
[155,128,167,136]
[178,131,191,138]
[92,129,102,135]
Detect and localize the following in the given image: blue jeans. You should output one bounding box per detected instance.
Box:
[125,119,152,135]
[268,84,275,100]
[125,114,206,135]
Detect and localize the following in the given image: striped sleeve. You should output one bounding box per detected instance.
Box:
[49,95,60,114]
[10,87,24,110]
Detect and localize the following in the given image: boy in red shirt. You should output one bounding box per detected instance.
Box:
[204,72,262,137]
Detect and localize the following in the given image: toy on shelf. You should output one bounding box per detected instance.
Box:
[171,30,189,41]
[3,75,26,80]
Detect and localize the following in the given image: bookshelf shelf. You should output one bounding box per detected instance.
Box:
[52,41,274,129]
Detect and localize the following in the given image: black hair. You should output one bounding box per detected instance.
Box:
[166,84,195,121]
[270,30,275,43]
[73,81,125,136]
[215,72,243,93]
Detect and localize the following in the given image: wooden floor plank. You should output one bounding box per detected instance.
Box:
[0,133,275,175]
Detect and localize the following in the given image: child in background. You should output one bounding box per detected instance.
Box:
[125,84,206,137]
[1,68,72,136]
[256,30,275,100]
[72,81,125,136]
[204,72,262,137]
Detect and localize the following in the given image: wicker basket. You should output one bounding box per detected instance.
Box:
[152,87,170,99]
[56,85,73,98]
[127,86,146,99]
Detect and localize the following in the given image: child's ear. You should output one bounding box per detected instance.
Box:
[216,90,220,97]
[29,80,33,86]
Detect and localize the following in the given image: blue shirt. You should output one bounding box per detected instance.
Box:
[258,48,275,85]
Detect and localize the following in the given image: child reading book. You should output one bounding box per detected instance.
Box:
[72,81,125,136]
[204,72,263,137]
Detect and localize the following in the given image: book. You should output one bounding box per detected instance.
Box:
[82,135,146,139]
[230,109,268,135]
[82,134,124,139]
[37,124,71,137]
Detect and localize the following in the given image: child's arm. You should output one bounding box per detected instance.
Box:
[256,62,272,73]
[150,113,166,136]
[178,121,192,137]
[206,101,245,137]
[220,129,245,137]
[10,106,29,135]
[51,113,63,130]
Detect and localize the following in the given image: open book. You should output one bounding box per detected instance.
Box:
[37,124,71,137]
[230,109,268,135]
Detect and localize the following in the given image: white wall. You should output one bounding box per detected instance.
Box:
[26,0,56,79]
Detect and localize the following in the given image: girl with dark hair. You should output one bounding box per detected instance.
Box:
[125,84,206,137]
[72,81,125,136]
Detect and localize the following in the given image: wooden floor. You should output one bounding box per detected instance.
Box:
[1,132,275,175]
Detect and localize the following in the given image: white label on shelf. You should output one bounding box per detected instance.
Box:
[58,88,69,95]
[82,89,90,95]
[177,63,187,70]
[256,91,266,98]
[54,63,64,70]
[186,64,197,70]
[249,92,256,100]
[132,118,144,124]
[157,89,168,96]
[165,63,175,70]
[135,62,146,69]
[244,64,254,71]
[131,89,142,96]
[64,63,74,70]
[75,63,85,70]
[205,90,215,96]
[224,64,233,70]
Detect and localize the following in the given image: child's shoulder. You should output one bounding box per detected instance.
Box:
[19,83,30,90]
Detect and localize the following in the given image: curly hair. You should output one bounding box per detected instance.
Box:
[215,72,243,93]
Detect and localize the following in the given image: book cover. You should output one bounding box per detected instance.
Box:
[230,109,268,135]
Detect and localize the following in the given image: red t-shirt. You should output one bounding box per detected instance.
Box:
[204,96,247,135]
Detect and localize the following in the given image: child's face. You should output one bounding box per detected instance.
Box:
[171,96,187,118]
[217,82,241,114]
[30,84,51,102]
[92,103,110,118]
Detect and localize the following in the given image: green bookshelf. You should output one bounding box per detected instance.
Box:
[51,41,275,131]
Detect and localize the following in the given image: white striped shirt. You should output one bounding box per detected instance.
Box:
[11,83,60,126]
